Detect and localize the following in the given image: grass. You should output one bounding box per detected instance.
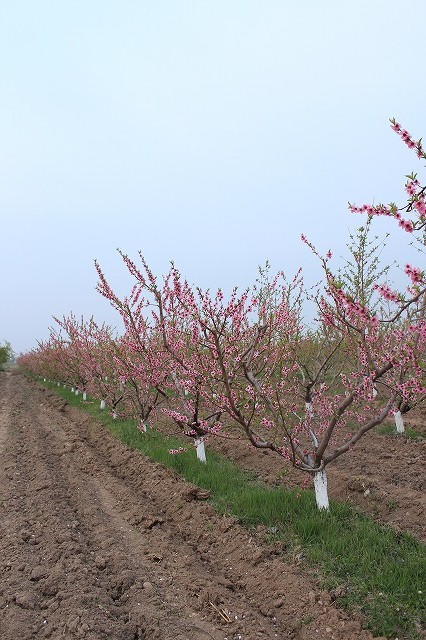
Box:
[39,378,425,639]
[377,422,425,440]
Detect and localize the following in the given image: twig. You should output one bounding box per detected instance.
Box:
[209,601,232,623]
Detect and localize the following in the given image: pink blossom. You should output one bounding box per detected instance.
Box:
[405,180,419,196]
[398,218,414,233]
[404,264,424,284]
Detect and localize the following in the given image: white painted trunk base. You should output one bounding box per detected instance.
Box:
[314,469,329,511]
[194,438,206,463]
[305,401,313,418]
[112,411,117,420]
[395,410,405,433]
[82,392,87,401]
[100,400,106,410]
[71,387,75,393]
[139,421,147,433]
[75,389,79,396]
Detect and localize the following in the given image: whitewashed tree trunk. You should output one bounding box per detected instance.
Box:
[71,387,75,393]
[194,437,206,463]
[395,410,405,434]
[372,386,378,398]
[57,382,60,387]
[75,389,79,396]
[304,406,329,511]
[82,392,87,401]
[313,469,329,511]
[100,399,106,410]
[112,410,117,420]
[43,378,46,382]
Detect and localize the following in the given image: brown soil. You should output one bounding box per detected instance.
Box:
[0,372,387,640]
[207,410,426,543]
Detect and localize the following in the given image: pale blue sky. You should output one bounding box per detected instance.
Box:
[1,1,425,353]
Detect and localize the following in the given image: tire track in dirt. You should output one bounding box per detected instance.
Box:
[0,373,381,640]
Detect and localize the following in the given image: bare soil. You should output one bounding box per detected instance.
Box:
[0,371,386,640]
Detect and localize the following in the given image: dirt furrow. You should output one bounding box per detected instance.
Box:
[0,373,380,639]
[0,375,230,639]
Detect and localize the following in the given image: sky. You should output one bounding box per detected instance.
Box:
[1,1,425,354]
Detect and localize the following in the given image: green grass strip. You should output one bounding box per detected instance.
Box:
[41,379,425,639]
[377,422,426,440]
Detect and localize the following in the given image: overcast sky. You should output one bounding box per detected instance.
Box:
[1,1,425,354]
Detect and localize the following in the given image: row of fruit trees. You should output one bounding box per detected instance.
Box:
[18,121,426,511]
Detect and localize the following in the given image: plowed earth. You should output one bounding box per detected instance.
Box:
[0,371,405,640]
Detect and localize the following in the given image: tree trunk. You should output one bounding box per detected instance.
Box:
[395,410,405,434]
[313,469,329,511]
[82,392,87,401]
[100,399,106,410]
[194,437,206,463]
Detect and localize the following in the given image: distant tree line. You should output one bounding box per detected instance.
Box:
[0,342,14,370]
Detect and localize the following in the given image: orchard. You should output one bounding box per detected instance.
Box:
[19,120,426,512]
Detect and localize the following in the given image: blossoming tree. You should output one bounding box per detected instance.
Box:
[95,253,228,461]
[18,119,426,512]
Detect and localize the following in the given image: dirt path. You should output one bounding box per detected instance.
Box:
[0,372,384,640]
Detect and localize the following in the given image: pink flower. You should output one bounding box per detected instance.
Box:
[413,199,426,218]
[405,180,419,196]
[374,283,400,303]
[261,417,275,429]
[398,218,414,233]
[404,264,424,284]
